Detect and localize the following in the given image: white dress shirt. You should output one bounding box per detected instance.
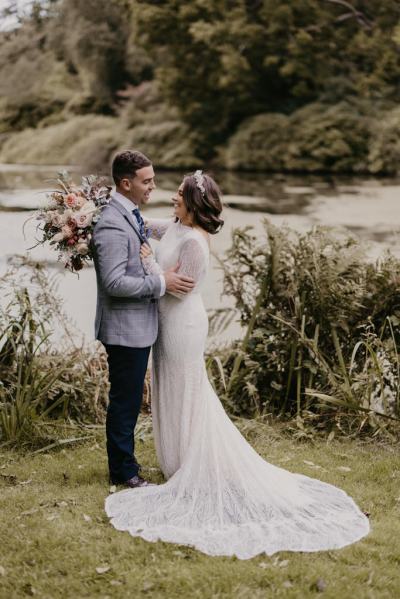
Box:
[112,191,166,296]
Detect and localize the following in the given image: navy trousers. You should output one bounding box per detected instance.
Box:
[104,344,151,483]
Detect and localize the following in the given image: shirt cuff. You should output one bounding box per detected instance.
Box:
[159,274,166,297]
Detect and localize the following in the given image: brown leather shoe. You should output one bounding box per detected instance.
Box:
[124,475,153,488]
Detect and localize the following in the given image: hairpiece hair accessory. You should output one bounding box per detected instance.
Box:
[194,170,206,196]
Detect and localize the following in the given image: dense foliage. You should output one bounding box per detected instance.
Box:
[1,0,400,171]
[209,223,400,437]
[135,0,400,157]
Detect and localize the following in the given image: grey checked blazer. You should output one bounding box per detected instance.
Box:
[92,198,162,348]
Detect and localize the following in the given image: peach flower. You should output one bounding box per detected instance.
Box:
[61,225,74,239]
[64,193,78,208]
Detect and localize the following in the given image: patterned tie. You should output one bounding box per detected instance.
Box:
[132,208,146,238]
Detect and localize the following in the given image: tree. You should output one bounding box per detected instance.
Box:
[134,0,400,157]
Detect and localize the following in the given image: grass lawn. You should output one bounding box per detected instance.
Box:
[0,418,399,599]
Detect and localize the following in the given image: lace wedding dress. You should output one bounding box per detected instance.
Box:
[105,219,370,559]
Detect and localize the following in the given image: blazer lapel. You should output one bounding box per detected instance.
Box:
[110,199,146,243]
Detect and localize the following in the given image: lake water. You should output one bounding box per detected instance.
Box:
[1,164,399,345]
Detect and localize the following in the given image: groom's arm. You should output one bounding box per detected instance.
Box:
[93,220,162,299]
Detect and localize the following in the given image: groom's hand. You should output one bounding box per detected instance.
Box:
[140,242,153,259]
[164,264,195,294]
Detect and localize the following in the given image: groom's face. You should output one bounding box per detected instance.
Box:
[120,165,156,207]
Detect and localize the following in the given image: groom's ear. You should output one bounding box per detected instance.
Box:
[119,177,132,192]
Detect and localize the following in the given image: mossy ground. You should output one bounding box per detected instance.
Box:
[1,418,399,599]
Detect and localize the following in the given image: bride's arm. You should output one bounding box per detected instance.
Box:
[140,243,163,275]
[144,218,174,241]
[168,238,206,299]
[140,237,206,298]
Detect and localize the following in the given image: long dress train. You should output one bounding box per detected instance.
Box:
[105,219,370,559]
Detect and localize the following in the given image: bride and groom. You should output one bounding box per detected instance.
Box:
[92,150,369,558]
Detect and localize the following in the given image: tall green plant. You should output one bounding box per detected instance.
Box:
[212,221,400,436]
[0,258,108,448]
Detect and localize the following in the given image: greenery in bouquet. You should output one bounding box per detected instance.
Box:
[36,172,111,272]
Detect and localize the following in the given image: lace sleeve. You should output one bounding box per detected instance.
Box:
[145,218,173,241]
[170,237,207,299]
[141,253,163,276]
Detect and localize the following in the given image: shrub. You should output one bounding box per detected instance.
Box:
[223,113,290,171]
[210,222,400,437]
[0,109,199,171]
[0,115,118,166]
[224,102,374,173]
[368,106,400,174]
[123,120,199,169]
[287,102,372,173]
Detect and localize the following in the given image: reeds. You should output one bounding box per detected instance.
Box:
[0,257,108,448]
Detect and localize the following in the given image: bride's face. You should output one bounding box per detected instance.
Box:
[172,183,191,225]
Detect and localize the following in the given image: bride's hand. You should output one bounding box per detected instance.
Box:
[140,242,153,260]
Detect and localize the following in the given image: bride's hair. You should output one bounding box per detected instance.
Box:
[182,172,224,234]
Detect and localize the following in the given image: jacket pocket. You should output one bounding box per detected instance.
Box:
[109,301,150,310]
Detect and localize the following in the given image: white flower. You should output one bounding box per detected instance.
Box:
[72,211,93,228]
[47,199,59,210]
[76,242,89,255]
[75,195,87,209]
[51,212,64,227]
[44,210,57,223]
[63,208,74,219]
[80,200,96,214]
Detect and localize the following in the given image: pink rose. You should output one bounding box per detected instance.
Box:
[64,193,78,208]
[52,232,64,242]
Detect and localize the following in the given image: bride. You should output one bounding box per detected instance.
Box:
[105,170,370,559]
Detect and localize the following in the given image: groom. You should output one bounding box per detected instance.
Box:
[92,150,194,488]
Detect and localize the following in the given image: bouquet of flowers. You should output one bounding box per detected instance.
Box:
[35,172,111,272]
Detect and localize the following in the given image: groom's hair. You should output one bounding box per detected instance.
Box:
[112,150,152,186]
